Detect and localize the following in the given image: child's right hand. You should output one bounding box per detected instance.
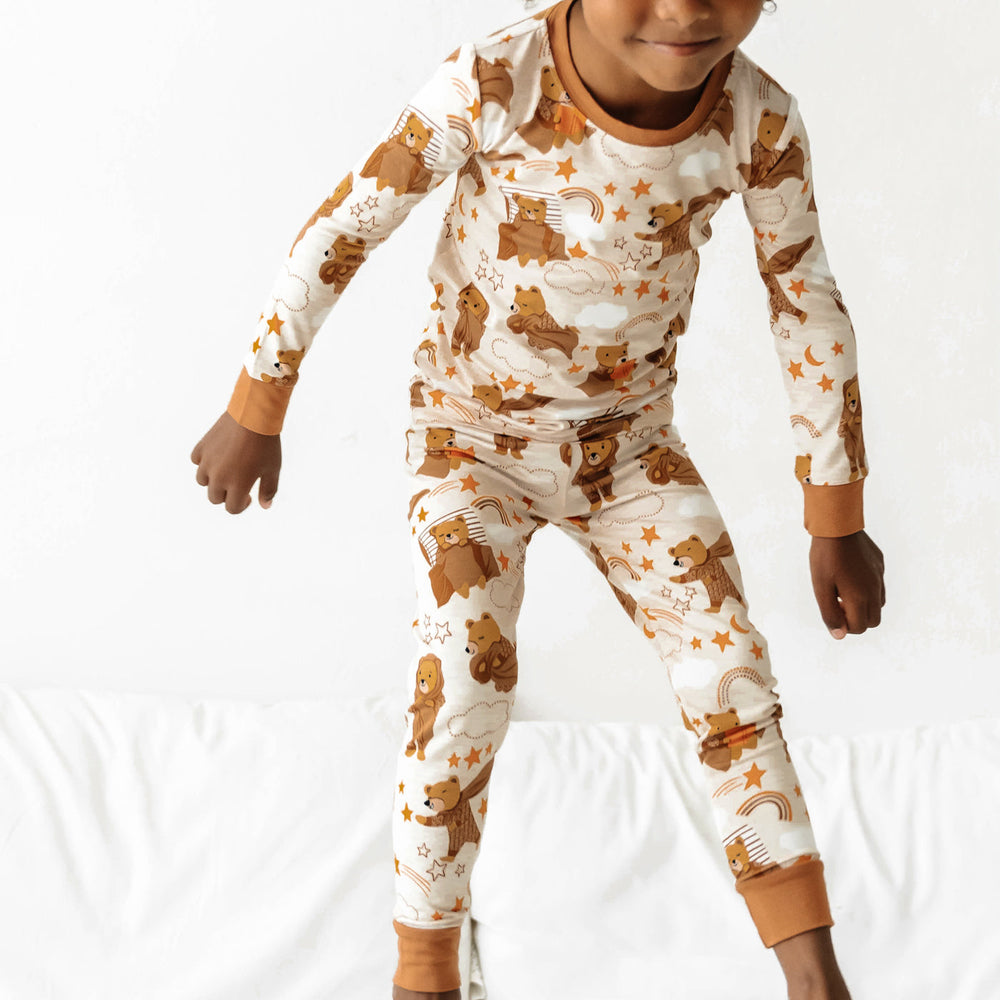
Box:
[190,412,281,514]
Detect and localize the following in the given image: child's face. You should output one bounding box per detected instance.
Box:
[577,0,763,96]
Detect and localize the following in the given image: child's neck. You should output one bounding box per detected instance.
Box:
[565,0,708,131]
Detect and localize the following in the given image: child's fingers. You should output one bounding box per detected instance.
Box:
[813,580,848,639]
[258,469,280,509]
[839,589,881,635]
[230,492,253,514]
[207,481,228,507]
[221,486,252,514]
[205,477,252,514]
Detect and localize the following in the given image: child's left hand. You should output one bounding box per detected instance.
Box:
[809,530,885,639]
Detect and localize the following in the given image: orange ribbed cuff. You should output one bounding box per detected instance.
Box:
[735,857,834,948]
[802,481,865,537]
[392,920,462,992]
[226,368,292,436]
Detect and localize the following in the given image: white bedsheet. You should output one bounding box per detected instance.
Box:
[470,718,998,999]
[0,686,993,1000]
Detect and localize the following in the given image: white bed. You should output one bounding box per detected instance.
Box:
[0,685,993,1000]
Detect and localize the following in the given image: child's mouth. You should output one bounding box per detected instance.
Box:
[641,38,717,56]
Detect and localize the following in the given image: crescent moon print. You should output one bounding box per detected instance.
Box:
[729,614,751,634]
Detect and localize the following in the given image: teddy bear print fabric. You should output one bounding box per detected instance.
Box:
[229,0,868,539]
[221,0,860,983]
[394,416,833,966]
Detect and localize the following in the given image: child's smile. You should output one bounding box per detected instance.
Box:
[568,0,763,130]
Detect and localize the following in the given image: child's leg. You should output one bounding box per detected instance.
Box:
[392,425,546,995]
[555,420,834,950]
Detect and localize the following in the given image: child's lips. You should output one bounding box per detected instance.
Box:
[641,37,717,55]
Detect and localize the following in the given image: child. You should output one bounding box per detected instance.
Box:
[191,1,885,997]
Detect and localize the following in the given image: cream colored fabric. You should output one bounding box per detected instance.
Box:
[231,1,868,536]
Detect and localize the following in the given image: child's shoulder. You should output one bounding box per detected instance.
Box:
[728,48,797,119]
[460,5,558,60]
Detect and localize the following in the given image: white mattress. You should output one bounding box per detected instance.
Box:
[0,686,993,1000]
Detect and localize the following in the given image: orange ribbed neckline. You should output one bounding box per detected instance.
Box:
[545,0,734,148]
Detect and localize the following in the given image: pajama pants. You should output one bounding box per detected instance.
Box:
[392,405,833,993]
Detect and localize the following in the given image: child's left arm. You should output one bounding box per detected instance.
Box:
[740,96,885,638]
[809,530,885,639]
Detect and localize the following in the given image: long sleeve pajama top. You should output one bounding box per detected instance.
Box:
[227,0,868,537]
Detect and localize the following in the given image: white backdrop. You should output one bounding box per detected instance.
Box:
[3,0,998,739]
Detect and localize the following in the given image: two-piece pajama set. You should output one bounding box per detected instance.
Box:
[225,1,868,991]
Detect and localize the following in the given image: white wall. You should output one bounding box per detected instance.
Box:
[3,0,997,739]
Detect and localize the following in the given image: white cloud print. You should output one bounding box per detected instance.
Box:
[575,301,629,330]
[489,336,552,379]
[447,700,511,741]
[593,490,665,527]
[670,656,717,693]
[562,210,606,243]
[679,150,722,181]
[269,266,311,313]
[544,261,606,295]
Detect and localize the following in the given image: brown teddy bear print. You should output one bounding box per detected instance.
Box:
[699,708,758,772]
[737,109,806,189]
[259,347,306,387]
[492,432,529,459]
[444,50,515,113]
[837,374,867,482]
[505,284,579,358]
[471,382,555,417]
[754,234,814,325]
[576,342,636,396]
[516,65,594,154]
[451,282,490,360]
[475,55,515,112]
[634,188,729,270]
[794,454,812,484]
[425,515,502,607]
[725,835,775,880]
[696,88,735,145]
[497,194,569,267]
[638,444,704,487]
[360,111,435,196]
[405,654,446,762]
[318,234,367,293]
[416,427,477,479]
[668,533,745,614]
[288,172,353,257]
[416,758,494,862]
[465,612,517,693]
[560,435,620,511]
[643,314,685,370]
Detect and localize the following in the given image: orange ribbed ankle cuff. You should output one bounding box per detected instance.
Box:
[392,920,462,992]
[735,857,834,947]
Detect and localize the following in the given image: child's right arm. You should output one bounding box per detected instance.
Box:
[190,41,486,513]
